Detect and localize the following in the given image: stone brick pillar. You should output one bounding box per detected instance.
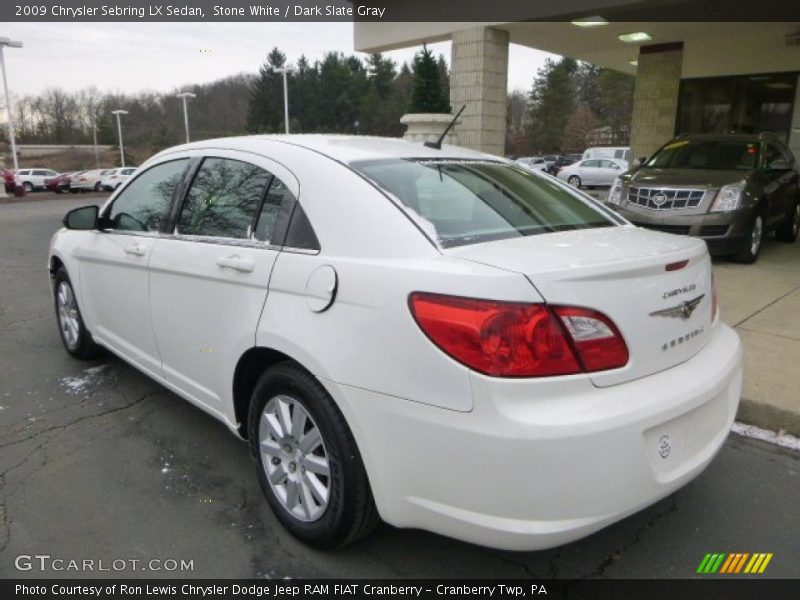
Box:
[629,43,684,162]
[450,26,509,156]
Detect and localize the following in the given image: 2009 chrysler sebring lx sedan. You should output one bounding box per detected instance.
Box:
[49,135,742,551]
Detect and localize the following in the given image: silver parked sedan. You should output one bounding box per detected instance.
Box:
[557,158,628,188]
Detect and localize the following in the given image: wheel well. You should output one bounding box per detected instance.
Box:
[49,256,64,279]
[232,347,295,439]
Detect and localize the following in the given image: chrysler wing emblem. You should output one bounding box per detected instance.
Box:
[650,294,705,320]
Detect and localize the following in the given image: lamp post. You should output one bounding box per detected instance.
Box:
[112,109,128,167]
[274,64,297,134]
[176,91,196,143]
[89,102,99,167]
[0,37,23,191]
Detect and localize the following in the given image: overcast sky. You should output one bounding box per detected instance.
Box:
[0,22,555,98]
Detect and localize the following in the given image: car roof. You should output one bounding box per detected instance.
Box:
[154,134,497,164]
[676,133,760,143]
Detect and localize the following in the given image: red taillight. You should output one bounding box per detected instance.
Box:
[551,306,628,372]
[409,293,628,377]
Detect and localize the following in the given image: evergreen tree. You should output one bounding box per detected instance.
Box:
[526,58,577,153]
[408,45,450,113]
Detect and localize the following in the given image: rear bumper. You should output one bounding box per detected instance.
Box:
[327,324,742,550]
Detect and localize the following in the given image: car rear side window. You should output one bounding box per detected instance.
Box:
[352,159,616,248]
[106,159,188,233]
[178,158,272,240]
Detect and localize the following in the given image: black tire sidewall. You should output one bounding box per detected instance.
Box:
[248,363,354,546]
[569,176,580,187]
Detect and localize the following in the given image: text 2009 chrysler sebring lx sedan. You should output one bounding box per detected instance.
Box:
[49,135,742,550]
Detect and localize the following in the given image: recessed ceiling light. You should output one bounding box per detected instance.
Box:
[571,16,608,27]
[629,60,638,66]
[619,32,652,43]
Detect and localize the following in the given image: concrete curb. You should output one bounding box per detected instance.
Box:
[737,397,800,438]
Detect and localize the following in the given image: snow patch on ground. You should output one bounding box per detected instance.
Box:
[732,421,800,452]
[60,364,111,395]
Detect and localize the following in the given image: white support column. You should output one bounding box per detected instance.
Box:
[450,26,509,156]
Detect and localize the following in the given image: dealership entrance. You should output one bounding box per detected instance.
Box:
[355,13,800,161]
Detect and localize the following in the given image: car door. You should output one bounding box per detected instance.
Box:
[148,151,296,414]
[579,160,598,185]
[598,160,622,186]
[77,158,190,376]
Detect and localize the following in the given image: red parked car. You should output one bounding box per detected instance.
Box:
[2,169,18,193]
[45,172,76,194]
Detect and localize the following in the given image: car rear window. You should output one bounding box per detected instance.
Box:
[647,139,760,170]
[351,158,617,248]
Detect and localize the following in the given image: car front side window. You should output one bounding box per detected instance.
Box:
[105,159,189,233]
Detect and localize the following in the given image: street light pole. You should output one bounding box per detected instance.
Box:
[176,91,196,143]
[112,109,128,167]
[274,64,297,134]
[0,37,23,179]
[90,102,99,167]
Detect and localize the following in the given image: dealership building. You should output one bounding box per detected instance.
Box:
[354,5,800,161]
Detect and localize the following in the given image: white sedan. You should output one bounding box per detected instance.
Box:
[49,135,741,550]
[557,157,628,188]
[100,167,136,190]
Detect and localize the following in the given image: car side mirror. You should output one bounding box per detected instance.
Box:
[63,205,99,230]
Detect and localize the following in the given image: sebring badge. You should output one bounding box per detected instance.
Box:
[650,294,705,320]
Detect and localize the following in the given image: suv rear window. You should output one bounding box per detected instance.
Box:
[352,159,616,248]
[647,139,760,170]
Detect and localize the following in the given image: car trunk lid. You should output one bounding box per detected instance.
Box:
[446,226,715,387]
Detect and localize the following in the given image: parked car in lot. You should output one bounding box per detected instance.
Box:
[100,167,136,190]
[515,156,547,172]
[46,171,78,194]
[548,154,582,175]
[583,146,631,164]
[16,168,59,192]
[557,157,627,187]
[607,133,799,263]
[50,135,741,551]
[2,169,18,193]
[71,168,110,192]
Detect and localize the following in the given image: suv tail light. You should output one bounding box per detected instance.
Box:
[409,293,628,377]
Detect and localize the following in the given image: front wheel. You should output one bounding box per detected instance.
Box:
[732,213,764,264]
[22,182,33,193]
[94,181,103,192]
[53,267,101,359]
[248,362,379,548]
[567,175,581,188]
[775,201,799,243]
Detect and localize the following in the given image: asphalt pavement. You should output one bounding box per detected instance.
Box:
[0,196,798,579]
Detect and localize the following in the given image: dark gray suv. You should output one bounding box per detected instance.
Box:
[606,133,799,263]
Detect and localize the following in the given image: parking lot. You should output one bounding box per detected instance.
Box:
[0,195,798,579]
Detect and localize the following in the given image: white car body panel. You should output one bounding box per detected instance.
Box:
[48,134,743,550]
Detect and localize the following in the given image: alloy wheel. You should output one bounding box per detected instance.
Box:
[57,281,80,349]
[259,395,331,522]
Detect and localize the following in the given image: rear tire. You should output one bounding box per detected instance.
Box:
[568,175,581,188]
[53,267,101,359]
[94,181,103,192]
[775,201,799,243]
[732,212,764,264]
[22,182,33,193]
[248,362,379,548]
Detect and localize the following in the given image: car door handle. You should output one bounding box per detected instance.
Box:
[217,254,255,273]
[124,243,146,256]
